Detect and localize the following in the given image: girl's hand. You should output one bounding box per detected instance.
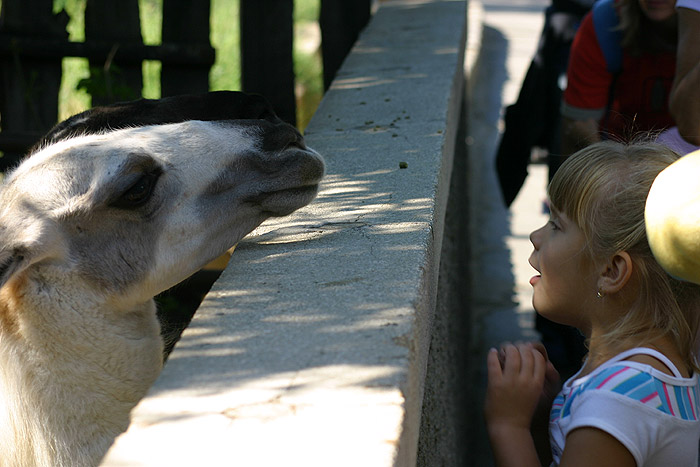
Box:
[485,342,547,432]
[529,341,561,402]
[485,343,547,467]
[527,342,560,466]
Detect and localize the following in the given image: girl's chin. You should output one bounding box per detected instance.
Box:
[533,305,583,333]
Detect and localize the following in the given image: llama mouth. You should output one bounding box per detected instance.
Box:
[282,147,325,179]
[254,147,324,215]
[256,183,321,216]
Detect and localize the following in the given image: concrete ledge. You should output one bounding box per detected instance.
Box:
[102,1,467,465]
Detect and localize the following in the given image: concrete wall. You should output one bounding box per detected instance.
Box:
[102,1,469,465]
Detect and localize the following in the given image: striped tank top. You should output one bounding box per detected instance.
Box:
[549,347,700,465]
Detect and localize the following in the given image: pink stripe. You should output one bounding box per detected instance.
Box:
[687,387,696,420]
[596,367,628,389]
[640,391,658,404]
[662,383,676,416]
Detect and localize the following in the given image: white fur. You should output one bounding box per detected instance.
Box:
[0,119,323,466]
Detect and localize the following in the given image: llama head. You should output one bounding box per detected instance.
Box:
[0,92,324,305]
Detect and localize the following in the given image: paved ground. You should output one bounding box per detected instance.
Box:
[468,0,550,348]
[466,0,552,463]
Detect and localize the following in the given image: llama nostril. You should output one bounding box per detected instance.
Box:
[259,107,282,124]
[259,122,309,153]
[286,133,307,151]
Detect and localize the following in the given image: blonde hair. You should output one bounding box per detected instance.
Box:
[548,140,700,371]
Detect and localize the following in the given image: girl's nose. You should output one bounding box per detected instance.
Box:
[530,225,544,249]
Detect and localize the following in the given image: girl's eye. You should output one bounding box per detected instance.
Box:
[548,220,560,231]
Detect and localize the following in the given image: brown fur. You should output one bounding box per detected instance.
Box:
[0,275,26,335]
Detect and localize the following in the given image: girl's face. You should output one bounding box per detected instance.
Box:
[528,207,599,332]
[638,0,676,22]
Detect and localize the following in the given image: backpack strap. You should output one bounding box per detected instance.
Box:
[591,0,622,137]
[592,0,622,74]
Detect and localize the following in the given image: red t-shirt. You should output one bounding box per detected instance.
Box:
[562,12,676,139]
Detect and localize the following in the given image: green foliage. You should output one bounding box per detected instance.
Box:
[209,0,241,92]
[293,1,323,130]
[139,0,163,99]
[7,0,323,127]
[294,0,319,23]
[76,65,140,102]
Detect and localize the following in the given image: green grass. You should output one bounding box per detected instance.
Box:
[293,0,323,129]
[209,0,241,93]
[0,0,323,129]
[209,0,323,129]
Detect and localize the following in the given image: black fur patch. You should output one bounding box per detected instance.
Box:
[32,91,281,152]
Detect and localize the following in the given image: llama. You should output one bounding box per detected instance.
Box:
[0,92,325,466]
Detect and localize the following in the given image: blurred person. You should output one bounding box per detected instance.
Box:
[560,0,678,156]
[664,1,700,148]
[496,0,593,207]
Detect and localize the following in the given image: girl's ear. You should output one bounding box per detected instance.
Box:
[599,251,633,294]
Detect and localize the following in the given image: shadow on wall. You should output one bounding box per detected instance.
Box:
[152,159,442,396]
[135,5,469,464]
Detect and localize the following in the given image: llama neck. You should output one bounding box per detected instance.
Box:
[0,273,164,466]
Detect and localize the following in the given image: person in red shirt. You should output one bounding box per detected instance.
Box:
[560,0,678,157]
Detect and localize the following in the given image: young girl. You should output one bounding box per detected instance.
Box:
[546,0,680,380]
[485,140,700,466]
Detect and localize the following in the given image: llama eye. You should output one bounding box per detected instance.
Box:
[112,170,161,209]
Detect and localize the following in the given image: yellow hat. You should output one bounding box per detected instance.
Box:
[646,149,700,284]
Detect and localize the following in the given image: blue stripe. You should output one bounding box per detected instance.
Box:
[626,378,657,403]
[587,366,623,389]
[653,379,673,416]
[561,401,570,419]
[675,385,688,420]
[562,387,584,418]
[550,394,565,422]
[611,371,651,395]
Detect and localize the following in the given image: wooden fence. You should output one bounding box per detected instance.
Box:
[0,0,371,170]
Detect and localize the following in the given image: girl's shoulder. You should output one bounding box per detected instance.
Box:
[552,362,700,467]
[625,352,690,378]
[571,359,700,421]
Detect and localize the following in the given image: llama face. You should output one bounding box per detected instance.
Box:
[0,94,324,303]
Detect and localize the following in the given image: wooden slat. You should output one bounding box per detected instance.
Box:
[0,36,215,66]
[161,0,213,96]
[0,0,65,162]
[240,0,296,125]
[320,0,372,91]
[84,0,143,105]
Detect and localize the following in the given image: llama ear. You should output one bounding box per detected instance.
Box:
[0,221,57,290]
[0,248,29,290]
